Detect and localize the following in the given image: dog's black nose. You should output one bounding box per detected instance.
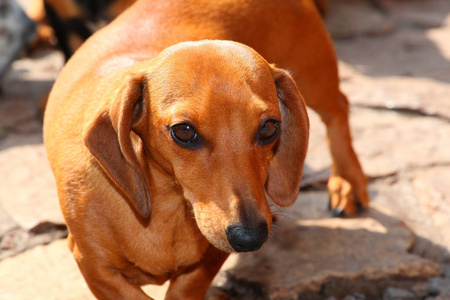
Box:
[226,223,268,252]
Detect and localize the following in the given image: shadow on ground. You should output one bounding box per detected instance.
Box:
[215,195,442,300]
[333,1,450,83]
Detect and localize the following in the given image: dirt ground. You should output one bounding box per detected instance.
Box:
[0,0,449,299]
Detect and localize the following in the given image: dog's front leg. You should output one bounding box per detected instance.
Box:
[322,91,369,216]
[71,241,153,300]
[78,261,153,300]
[165,247,229,300]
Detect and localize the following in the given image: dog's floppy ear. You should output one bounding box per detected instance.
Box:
[266,67,310,207]
[84,74,151,217]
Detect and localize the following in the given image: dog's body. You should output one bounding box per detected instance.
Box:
[31,0,327,60]
[44,0,368,299]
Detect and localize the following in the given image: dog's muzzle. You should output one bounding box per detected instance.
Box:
[226,222,268,252]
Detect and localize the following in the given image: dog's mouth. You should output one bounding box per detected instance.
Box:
[204,234,236,253]
[192,215,236,253]
[190,203,269,253]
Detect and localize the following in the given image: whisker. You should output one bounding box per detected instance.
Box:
[266,236,275,246]
[269,203,285,216]
[270,225,281,235]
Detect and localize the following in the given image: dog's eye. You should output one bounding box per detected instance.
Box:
[170,123,200,148]
[258,119,280,145]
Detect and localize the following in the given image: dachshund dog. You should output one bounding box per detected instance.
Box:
[44,0,368,299]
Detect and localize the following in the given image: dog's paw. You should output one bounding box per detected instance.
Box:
[327,175,369,217]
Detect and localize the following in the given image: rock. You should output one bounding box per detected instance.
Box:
[0,98,42,137]
[411,282,431,298]
[302,108,331,186]
[305,105,450,180]
[385,0,450,30]
[303,94,449,187]
[0,49,62,99]
[0,228,28,254]
[324,0,395,39]
[335,0,450,119]
[0,239,95,300]
[429,277,450,295]
[340,75,450,120]
[444,265,450,279]
[0,132,44,151]
[0,222,67,261]
[0,239,170,299]
[412,167,450,255]
[436,292,450,300]
[0,0,36,79]
[217,193,441,299]
[371,177,450,264]
[344,294,366,300]
[0,144,63,229]
[367,165,450,264]
[353,107,450,179]
[383,287,418,300]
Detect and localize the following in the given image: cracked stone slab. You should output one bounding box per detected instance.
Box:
[352,107,450,178]
[340,71,450,120]
[305,106,450,180]
[369,167,450,264]
[217,193,442,299]
[334,1,450,82]
[334,0,450,119]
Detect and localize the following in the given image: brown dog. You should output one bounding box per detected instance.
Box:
[44,0,368,299]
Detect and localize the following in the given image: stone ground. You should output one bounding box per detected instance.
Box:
[0,0,449,299]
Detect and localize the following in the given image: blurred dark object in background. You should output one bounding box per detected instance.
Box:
[37,0,135,61]
[0,0,36,80]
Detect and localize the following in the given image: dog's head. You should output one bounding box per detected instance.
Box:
[85,40,309,253]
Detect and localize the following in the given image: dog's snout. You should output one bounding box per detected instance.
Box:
[226,223,268,252]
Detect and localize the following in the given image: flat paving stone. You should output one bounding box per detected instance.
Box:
[335,0,450,118]
[0,239,171,300]
[0,144,63,229]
